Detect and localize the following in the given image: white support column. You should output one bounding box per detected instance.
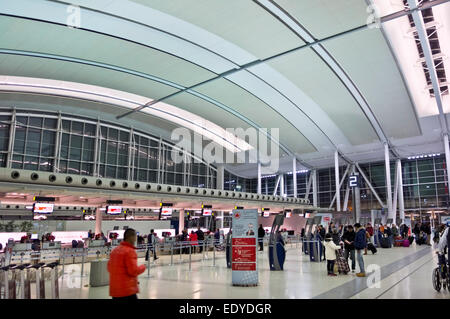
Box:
[312,170,318,207]
[6,109,16,169]
[329,164,350,210]
[179,209,185,234]
[343,165,354,211]
[292,158,297,198]
[216,164,225,190]
[384,143,394,219]
[280,174,285,197]
[355,163,386,208]
[304,172,313,200]
[257,162,262,195]
[95,207,103,235]
[444,134,450,189]
[393,159,399,216]
[334,151,341,211]
[273,175,281,196]
[397,160,405,223]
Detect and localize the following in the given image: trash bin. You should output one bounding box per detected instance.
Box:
[89,259,109,287]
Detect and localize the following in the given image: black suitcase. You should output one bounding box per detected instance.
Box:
[380,237,391,248]
[367,243,377,254]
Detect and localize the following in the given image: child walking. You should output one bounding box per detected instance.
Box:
[324,233,342,276]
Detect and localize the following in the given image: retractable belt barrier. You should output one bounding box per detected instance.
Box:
[1,235,305,294]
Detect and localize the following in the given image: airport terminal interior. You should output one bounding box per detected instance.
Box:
[0,0,449,301]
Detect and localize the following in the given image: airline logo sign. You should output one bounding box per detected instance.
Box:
[231,209,258,286]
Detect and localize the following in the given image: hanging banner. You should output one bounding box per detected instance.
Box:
[231,209,258,286]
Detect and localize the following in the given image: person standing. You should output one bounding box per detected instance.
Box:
[196,227,205,253]
[258,224,265,251]
[366,223,374,244]
[107,228,146,300]
[354,223,367,277]
[189,231,198,253]
[146,229,158,261]
[342,225,356,273]
[324,233,341,276]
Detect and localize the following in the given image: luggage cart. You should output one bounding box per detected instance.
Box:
[1,264,17,299]
[45,261,60,299]
[28,263,46,299]
[14,263,31,299]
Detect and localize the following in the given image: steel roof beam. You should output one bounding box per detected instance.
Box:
[406,0,449,133]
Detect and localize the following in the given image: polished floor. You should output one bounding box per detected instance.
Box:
[28,242,450,299]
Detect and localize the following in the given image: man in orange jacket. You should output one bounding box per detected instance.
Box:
[107,228,146,299]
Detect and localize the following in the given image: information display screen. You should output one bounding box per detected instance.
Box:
[202,209,212,216]
[263,211,270,217]
[161,208,173,216]
[32,203,54,214]
[285,212,292,218]
[106,206,122,215]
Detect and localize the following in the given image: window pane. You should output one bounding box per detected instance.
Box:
[43,118,57,129]
[84,123,96,136]
[29,117,42,127]
[16,116,28,125]
[108,128,118,140]
[72,122,83,135]
[24,156,38,170]
[68,161,80,174]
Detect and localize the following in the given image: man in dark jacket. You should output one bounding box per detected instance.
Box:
[258,225,265,251]
[354,223,367,277]
[342,225,356,272]
[196,227,205,253]
[317,225,326,241]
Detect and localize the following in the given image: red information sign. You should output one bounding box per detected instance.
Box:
[232,238,256,246]
[232,246,256,262]
[232,263,256,271]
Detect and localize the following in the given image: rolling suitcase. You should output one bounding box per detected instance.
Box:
[367,242,377,254]
[335,250,350,274]
[402,239,410,247]
[394,236,403,247]
[380,237,391,248]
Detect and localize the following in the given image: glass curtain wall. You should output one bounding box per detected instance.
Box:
[2,109,216,188]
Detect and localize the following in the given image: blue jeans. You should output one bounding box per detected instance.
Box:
[356,249,365,273]
[344,249,356,270]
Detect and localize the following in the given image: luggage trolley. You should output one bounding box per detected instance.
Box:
[28,262,46,299]
[45,261,60,299]
[1,264,17,299]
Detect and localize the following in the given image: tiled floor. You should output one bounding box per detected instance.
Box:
[25,242,450,299]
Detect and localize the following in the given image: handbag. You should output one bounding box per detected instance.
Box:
[333,262,339,274]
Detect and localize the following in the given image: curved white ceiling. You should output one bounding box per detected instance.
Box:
[0,0,442,172]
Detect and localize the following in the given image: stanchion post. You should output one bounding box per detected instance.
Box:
[170,243,174,266]
[80,248,85,277]
[213,241,216,267]
[189,244,192,271]
[147,248,151,278]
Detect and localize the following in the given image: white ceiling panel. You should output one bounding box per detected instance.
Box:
[268,48,379,145]
[0,16,216,87]
[274,0,369,39]
[323,27,421,140]
[194,78,316,154]
[0,55,178,99]
[134,0,304,59]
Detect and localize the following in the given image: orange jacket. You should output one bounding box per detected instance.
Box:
[107,241,146,297]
